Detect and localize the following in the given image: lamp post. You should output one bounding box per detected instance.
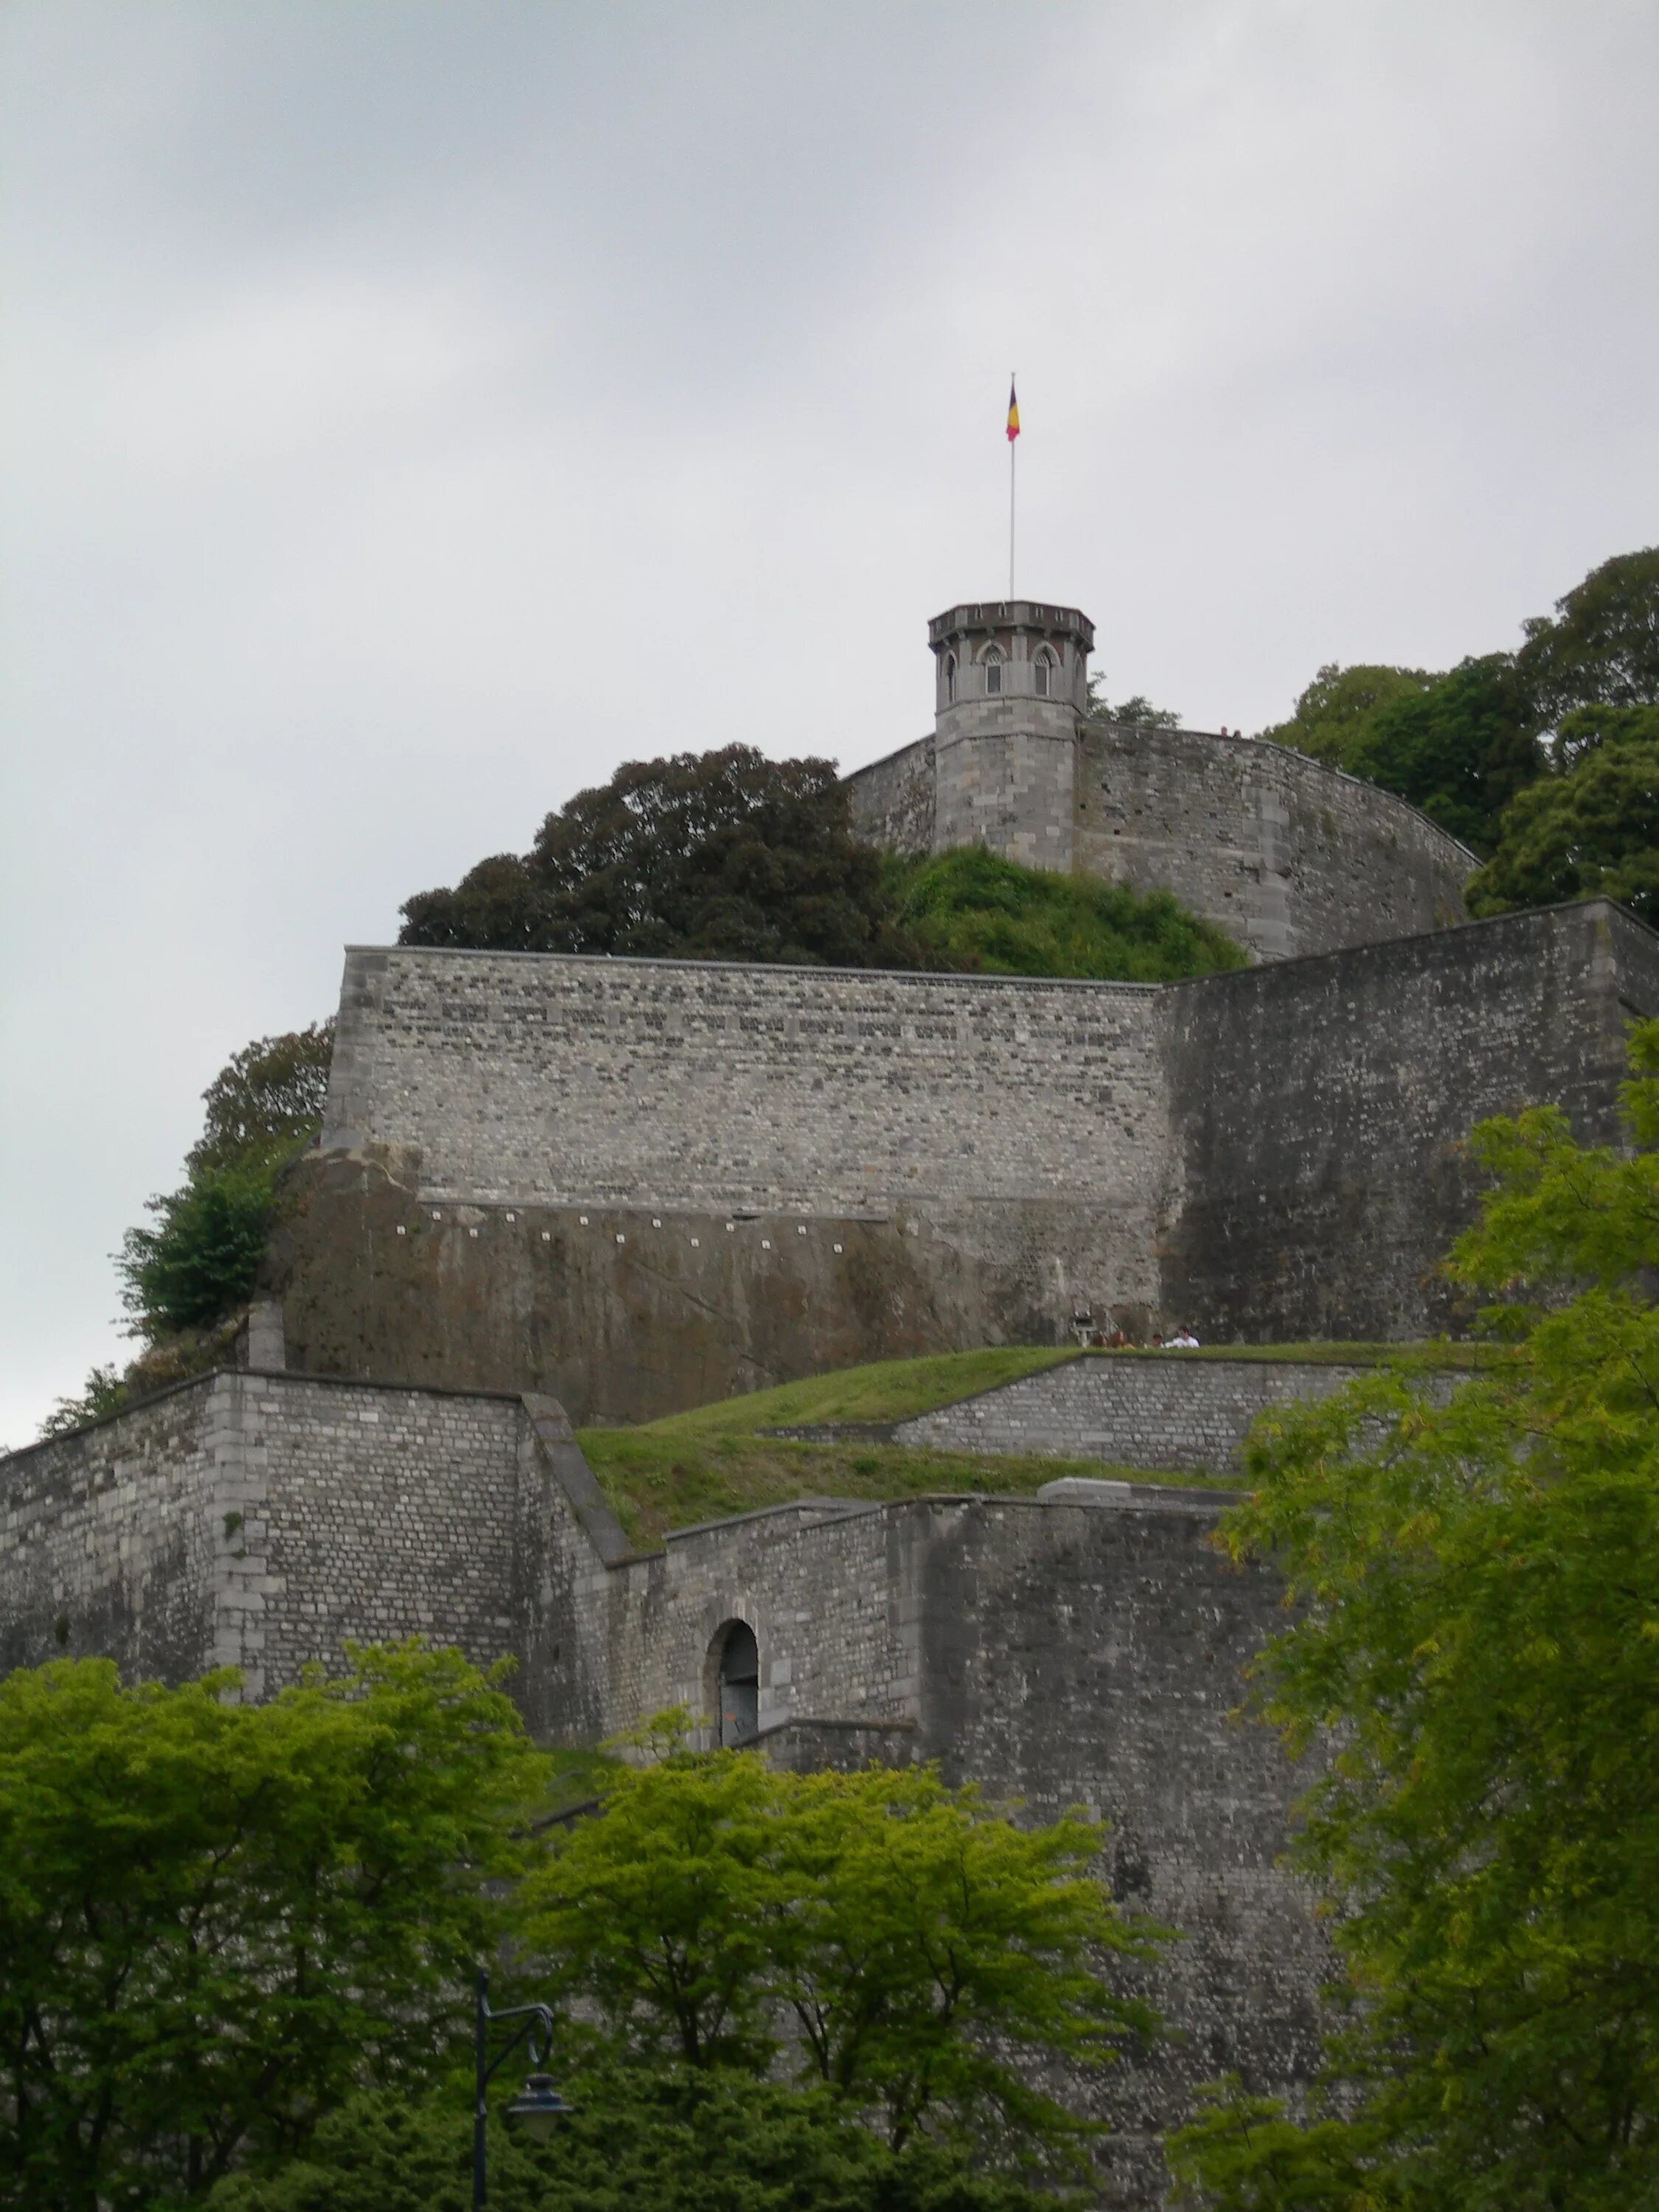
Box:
[473,1967,572,2210]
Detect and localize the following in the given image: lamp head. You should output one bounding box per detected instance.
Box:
[506,2071,574,2143]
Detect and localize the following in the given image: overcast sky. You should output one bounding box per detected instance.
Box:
[2,1,1655,1444]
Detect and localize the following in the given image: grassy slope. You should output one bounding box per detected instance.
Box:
[582,1343,1492,1548]
[890,846,1250,982]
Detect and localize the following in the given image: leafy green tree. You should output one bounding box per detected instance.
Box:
[400,747,923,970]
[0,1644,548,2211]
[1169,1021,1659,2209]
[1466,731,1659,925]
[1347,652,1545,852]
[517,1750,1161,2169]
[187,1022,334,1176]
[1257,662,1438,769]
[208,2073,1071,2212]
[119,1155,290,1335]
[1554,700,1659,771]
[1519,546,1659,728]
[1085,673,1181,728]
[44,1025,335,1437]
[893,848,1246,983]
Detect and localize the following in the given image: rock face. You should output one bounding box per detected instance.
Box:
[262,900,1659,1422]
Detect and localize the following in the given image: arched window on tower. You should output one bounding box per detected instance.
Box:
[984,646,1004,697]
[1034,649,1057,699]
[713,1620,759,1747]
[944,653,957,705]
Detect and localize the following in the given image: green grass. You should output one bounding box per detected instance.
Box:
[580,1346,1178,1546]
[889,846,1250,983]
[576,1432,1234,1551]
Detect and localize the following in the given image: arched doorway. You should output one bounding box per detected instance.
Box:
[713,1620,759,1747]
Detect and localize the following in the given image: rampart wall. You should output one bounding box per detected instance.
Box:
[1162,900,1659,1343]
[888,1350,1374,1472]
[846,723,1473,964]
[1076,723,1470,962]
[269,902,1659,1419]
[271,949,1172,1422]
[0,1372,535,1700]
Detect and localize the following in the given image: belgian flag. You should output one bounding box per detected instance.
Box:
[1006,377,1020,442]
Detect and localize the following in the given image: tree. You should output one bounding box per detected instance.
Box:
[516,1747,1161,2171]
[1519,546,1659,729]
[120,1156,291,1335]
[400,747,922,970]
[1168,1020,1659,2209]
[1085,674,1181,728]
[187,1022,335,1176]
[1466,729,1659,925]
[1347,652,1545,852]
[1257,662,1438,769]
[44,1024,335,1437]
[207,2074,1071,2212]
[0,1644,548,2210]
[1554,700,1659,771]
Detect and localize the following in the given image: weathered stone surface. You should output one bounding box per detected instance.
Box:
[266,902,1659,1422]
[892,1352,1374,1474]
[1163,900,1659,1343]
[0,1373,530,1700]
[267,949,1172,1421]
[847,720,1472,965]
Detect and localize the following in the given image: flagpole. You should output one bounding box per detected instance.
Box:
[1009,433,1016,599]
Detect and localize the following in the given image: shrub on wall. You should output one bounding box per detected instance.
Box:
[894,847,1248,983]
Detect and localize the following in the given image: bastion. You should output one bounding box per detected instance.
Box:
[262,900,1658,1422]
[845,597,1475,963]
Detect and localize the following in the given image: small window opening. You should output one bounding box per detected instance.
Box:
[984,647,1004,697]
[1034,650,1056,698]
[945,652,957,704]
[715,1621,759,1747]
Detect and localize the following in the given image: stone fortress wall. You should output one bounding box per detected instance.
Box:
[782,1349,1380,1475]
[0,1371,530,1697]
[274,947,1174,1422]
[266,900,1659,1424]
[847,720,1474,964]
[0,1371,1323,2208]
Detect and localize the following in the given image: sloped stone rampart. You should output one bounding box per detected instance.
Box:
[891,1352,1374,1474]
[847,721,1473,964]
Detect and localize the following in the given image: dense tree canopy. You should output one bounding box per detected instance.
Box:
[1261,548,1659,870]
[1169,1020,1659,2210]
[400,746,920,969]
[186,1023,334,1176]
[0,1646,546,2211]
[518,1742,1160,2166]
[1467,721,1659,925]
[399,747,1247,987]
[1519,545,1659,728]
[1346,652,1545,852]
[209,2075,1067,2212]
[42,1023,335,1437]
[0,1672,1158,2209]
[1257,662,1438,769]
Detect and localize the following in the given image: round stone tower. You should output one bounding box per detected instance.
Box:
[928,599,1094,872]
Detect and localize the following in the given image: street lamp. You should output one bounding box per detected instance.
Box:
[473,1968,572,2208]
